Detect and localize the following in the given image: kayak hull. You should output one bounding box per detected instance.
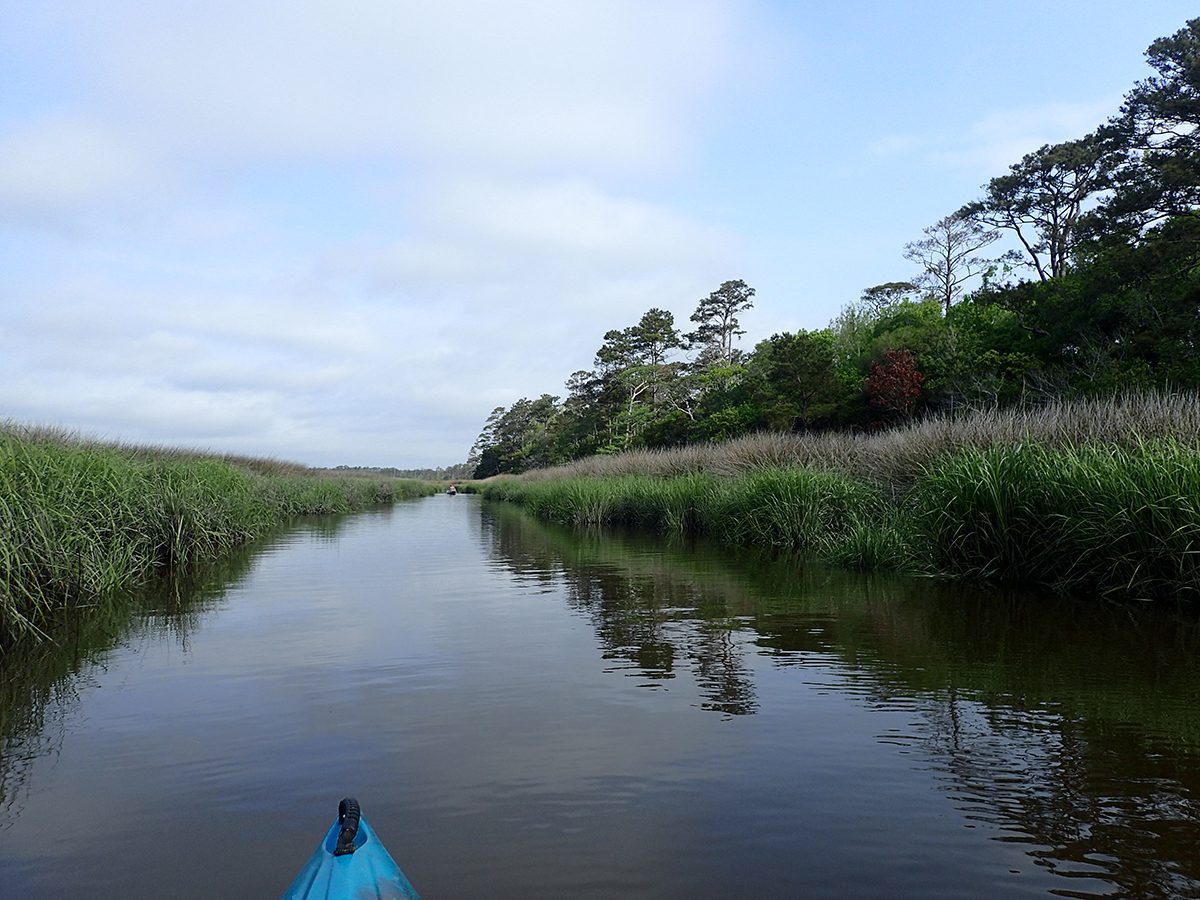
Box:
[282,811,420,900]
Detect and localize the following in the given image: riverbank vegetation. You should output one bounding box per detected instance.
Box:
[469,20,1200,477]
[0,424,435,648]
[478,392,1200,601]
[470,18,1200,603]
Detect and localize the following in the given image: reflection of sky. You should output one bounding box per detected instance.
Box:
[0,495,1174,898]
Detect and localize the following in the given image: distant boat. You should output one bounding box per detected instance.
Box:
[447,485,457,495]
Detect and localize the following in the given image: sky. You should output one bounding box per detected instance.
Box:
[2,1,1196,468]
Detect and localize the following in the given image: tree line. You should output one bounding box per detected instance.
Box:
[470,19,1200,479]
[328,463,475,481]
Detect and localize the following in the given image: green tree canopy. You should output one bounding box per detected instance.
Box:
[963,132,1124,281]
[686,279,755,365]
[1110,17,1200,230]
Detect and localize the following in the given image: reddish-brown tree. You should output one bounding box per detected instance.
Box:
[865,349,924,417]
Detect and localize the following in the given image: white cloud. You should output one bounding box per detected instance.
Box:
[338,176,738,319]
[0,1,767,465]
[948,98,1124,170]
[52,0,745,175]
[435,179,728,266]
[314,175,741,413]
[868,97,1123,174]
[0,117,161,220]
[0,368,284,443]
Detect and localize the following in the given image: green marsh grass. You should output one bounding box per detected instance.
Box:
[482,467,891,559]
[822,511,918,573]
[0,428,435,647]
[708,468,883,550]
[914,441,1200,599]
[481,393,1200,600]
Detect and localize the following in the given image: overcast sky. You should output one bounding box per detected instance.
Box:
[3,2,1195,468]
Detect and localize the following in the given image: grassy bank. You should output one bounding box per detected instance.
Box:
[479,395,1200,602]
[525,391,1200,485]
[0,426,435,646]
[480,468,912,571]
[916,441,1200,599]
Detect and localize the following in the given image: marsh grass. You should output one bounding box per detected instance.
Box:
[0,429,435,647]
[0,420,310,477]
[822,512,919,573]
[524,391,1200,487]
[482,393,1200,600]
[914,441,1200,599]
[706,468,884,550]
[482,467,893,561]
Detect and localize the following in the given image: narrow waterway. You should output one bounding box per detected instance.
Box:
[3,494,1200,898]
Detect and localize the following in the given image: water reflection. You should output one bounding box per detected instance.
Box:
[481,500,1200,898]
[5,498,1200,898]
[0,514,366,826]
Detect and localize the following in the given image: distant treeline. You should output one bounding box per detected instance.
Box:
[324,463,473,481]
[470,18,1200,479]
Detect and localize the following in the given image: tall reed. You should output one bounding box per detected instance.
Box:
[481,468,892,559]
[0,431,434,647]
[913,441,1200,599]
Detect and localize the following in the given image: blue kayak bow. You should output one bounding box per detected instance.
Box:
[282,798,421,900]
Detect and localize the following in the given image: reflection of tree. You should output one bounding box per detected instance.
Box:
[915,693,1200,898]
[481,499,1200,897]
[565,570,680,680]
[557,558,760,716]
[753,581,1200,897]
[690,623,757,716]
[481,502,758,715]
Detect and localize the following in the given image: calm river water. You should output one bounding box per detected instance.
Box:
[4,494,1200,898]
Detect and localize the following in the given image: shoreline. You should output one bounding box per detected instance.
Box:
[0,429,436,648]
[478,438,1200,603]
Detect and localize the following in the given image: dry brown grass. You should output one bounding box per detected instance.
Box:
[521,391,1200,486]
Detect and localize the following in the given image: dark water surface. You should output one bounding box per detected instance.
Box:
[4,495,1200,898]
